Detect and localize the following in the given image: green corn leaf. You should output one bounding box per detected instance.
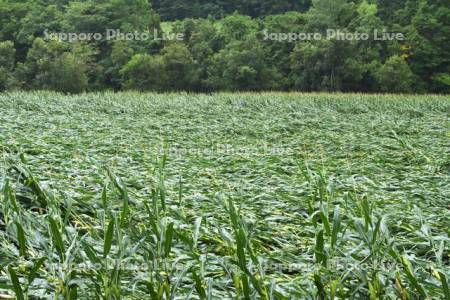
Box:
[15,222,27,257]
[81,241,100,264]
[106,168,130,226]
[48,216,65,261]
[319,204,331,237]
[315,230,326,265]
[104,218,115,258]
[438,271,449,300]
[401,255,427,298]
[314,273,325,299]
[331,205,341,249]
[193,216,202,247]
[192,269,207,300]
[241,272,251,300]
[27,257,47,286]
[164,222,174,258]
[8,266,24,300]
[236,228,248,272]
[228,198,239,230]
[101,183,107,209]
[159,176,166,211]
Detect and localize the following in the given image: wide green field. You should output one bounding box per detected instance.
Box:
[0,92,449,299]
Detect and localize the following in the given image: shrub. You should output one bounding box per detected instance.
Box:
[121,54,166,91]
[121,44,198,92]
[375,55,415,93]
[18,38,89,93]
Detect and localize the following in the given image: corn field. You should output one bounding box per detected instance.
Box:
[0,92,449,299]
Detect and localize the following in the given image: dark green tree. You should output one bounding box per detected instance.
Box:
[307,0,354,30]
[217,13,260,42]
[16,38,90,93]
[404,0,450,92]
[207,37,279,91]
[121,53,166,91]
[290,39,364,92]
[0,40,16,91]
[161,43,199,91]
[375,55,414,93]
[48,52,89,93]
[262,12,308,90]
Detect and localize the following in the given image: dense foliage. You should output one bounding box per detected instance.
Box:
[0,0,448,93]
[151,0,312,20]
[0,92,449,298]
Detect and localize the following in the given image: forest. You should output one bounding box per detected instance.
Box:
[0,0,449,93]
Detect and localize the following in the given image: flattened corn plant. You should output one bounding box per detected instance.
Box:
[0,92,449,299]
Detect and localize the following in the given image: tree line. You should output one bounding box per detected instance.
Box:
[0,0,448,93]
[151,0,311,20]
